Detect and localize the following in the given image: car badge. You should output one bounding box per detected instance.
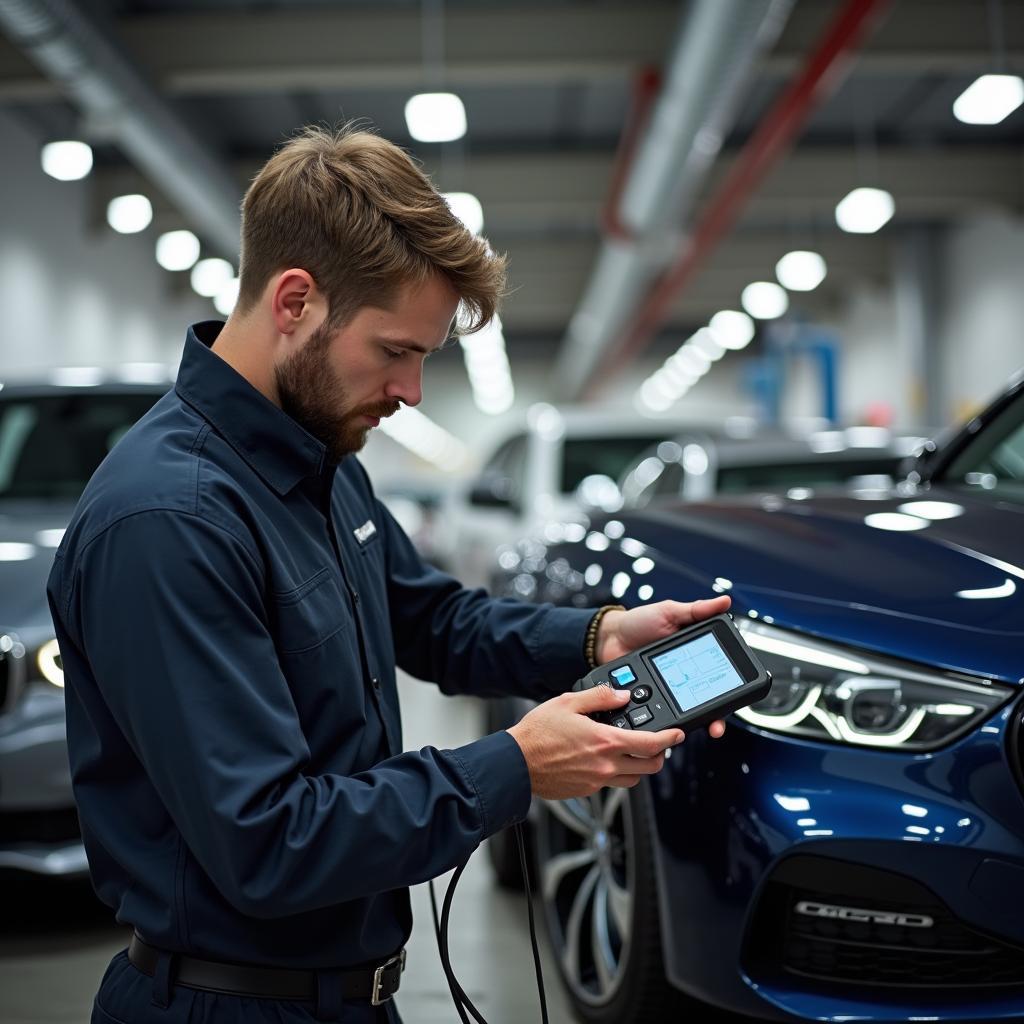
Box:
[795,900,933,929]
[353,519,377,545]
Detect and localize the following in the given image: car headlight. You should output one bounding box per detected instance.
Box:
[36,637,64,688]
[734,619,1012,751]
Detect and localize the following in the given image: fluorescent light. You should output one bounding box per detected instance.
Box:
[953,74,1024,125]
[214,277,240,317]
[41,140,93,181]
[776,250,827,291]
[741,281,789,320]
[118,363,168,384]
[377,406,468,471]
[835,187,894,234]
[0,542,35,561]
[107,194,153,234]
[898,501,964,521]
[460,315,514,415]
[405,92,467,143]
[156,230,200,271]
[443,192,483,234]
[50,367,104,387]
[191,258,234,298]
[708,310,755,350]
[689,327,725,361]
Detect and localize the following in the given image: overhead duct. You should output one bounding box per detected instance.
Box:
[0,0,241,257]
[555,0,794,400]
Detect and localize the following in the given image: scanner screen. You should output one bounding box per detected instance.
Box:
[650,632,744,712]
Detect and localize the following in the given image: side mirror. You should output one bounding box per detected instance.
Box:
[900,439,939,485]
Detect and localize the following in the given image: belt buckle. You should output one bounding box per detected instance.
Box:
[371,949,406,1006]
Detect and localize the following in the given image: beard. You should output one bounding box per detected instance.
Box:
[274,321,398,464]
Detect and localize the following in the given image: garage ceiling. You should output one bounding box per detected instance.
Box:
[0,0,1021,390]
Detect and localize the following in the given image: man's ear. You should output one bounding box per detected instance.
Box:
[270,269,323,335]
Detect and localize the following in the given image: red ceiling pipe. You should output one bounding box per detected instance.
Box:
[602,66,662,241]
[581,0,894,399]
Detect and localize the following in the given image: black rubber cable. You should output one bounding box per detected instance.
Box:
[516,823,549,1024]
[430,822,549,1024]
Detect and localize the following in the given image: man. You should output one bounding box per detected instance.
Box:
[47,126,728,1024]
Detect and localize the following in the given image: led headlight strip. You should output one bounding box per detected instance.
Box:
[734,619,1011,751]
[37,638,64,688]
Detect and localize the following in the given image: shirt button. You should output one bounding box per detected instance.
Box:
[352,591,360,605]
[371,677,381,690]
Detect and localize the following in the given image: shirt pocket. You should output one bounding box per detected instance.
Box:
[273,567,350,654]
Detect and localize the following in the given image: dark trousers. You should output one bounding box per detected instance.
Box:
[92,949,404,1024]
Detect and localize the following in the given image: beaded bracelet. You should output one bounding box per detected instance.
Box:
[583,604,625,669]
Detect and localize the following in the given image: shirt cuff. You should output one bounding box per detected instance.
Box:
[529,605,595,693]
[448,729,532,839]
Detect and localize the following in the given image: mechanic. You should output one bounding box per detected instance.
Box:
[47,125,729,1024]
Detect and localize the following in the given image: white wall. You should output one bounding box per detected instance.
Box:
[0,109,212,377]
[939,213,1024,421]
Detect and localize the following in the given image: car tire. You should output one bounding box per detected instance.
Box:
[535,781,701,1023]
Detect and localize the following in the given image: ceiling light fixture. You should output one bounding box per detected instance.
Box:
[953,74,1024,124]
[155,230,200,271]
[776,250,827,291]
[443,192,484,234]
[190,257,234,298]
[835,187,895,234]
[708,310,755,350]
[405,92,467,143]
[741,281,789,319]
[41,140,93,181]
[107,194,153,234]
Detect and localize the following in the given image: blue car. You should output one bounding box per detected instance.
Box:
[489,372,1024,1023]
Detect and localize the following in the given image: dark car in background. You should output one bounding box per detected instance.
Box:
[489,373,1024,1023]
[0,381,166,876]
[618,427,926,509]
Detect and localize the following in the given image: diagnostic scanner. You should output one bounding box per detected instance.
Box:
[571,613,772,733]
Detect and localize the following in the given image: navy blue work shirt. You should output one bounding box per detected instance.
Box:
[47,321,595,968]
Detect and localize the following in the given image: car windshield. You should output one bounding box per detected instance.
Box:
[0,392,161,501]
[939,393,1024,501]
[716,456,901,494]
[562,435,669,493]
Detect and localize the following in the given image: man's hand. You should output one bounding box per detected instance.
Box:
[507,685,685,801]
[596,595,731,740]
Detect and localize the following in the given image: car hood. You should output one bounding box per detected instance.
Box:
[0,501,72,634]
[628,487,1024,683]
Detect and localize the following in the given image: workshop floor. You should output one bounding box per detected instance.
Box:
[0,673,574,1024]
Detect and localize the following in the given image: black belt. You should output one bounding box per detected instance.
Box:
[128,933,405,1006]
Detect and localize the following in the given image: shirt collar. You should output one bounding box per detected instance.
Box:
[175,321,328,495]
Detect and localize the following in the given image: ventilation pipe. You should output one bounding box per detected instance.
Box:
[0,0,241,256]
[555,0,795,399]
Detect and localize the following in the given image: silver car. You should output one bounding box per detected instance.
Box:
[0,380,165,876]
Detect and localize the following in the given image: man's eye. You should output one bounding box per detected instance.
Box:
[384,347,405,360]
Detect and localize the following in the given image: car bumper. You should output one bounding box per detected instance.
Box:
[0,685,86,876]
[649,702,1024,1022]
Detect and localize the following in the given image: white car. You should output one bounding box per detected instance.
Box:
[435,405,693,589]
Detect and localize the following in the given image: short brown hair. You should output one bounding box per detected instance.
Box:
[237,124,506,333]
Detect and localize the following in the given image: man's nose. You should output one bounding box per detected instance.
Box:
[385,363,423,408]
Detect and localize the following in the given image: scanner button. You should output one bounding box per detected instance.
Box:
[630,685,652,704]
[610,665,636,686]
[610,715,631,730]
[628,706,653,728]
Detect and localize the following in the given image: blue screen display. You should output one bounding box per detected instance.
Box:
[650,632,744,713]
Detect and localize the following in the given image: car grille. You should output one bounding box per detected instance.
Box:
[745,854,1024,991]
[0,807,82,845]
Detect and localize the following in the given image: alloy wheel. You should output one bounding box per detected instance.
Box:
[538,787,635,1007]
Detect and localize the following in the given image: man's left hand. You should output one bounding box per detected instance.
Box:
[595,595,732,738]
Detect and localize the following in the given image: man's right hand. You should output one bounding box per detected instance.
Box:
[506,685,684,800]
